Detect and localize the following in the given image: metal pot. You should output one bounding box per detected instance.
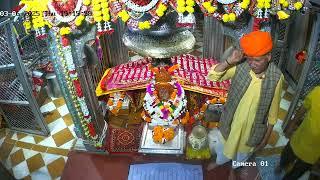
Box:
[188,125,208,150]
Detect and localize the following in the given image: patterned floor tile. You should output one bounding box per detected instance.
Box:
[52,128,74,147]
[278,108,288,121]
[53,98,66,108]
[23,175,32,180]
[283,92,294,102]
[16,141,33,149]
[42,153,61,165]
[0,142,14,161]
[280,99,291,111]
[59,139,75,150]
[47,147,69,156]
[12,161,29,179]
[32,145,48,153]
[26,153,45,173]
[40,102,56,113]
[22,149,38,159]
[19,136,36,144]
[44,110,62,124]
[30,167,51,180]
[16,132,28,140]
[34,135,46,144]
[57,105,69,117]
[48,118,67,135]
[38,137,57,148]
[62,114,73,126]
[10,149,25,167]
[47,157,66,179]
[275,135,289,147]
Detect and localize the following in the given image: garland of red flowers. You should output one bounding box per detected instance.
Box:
[55,33,101,146]
[51,0,77,15]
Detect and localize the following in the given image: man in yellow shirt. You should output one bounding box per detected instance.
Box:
[276,86,320,179]
[207,31,284,178]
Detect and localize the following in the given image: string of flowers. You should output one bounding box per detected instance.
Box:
[92,0,114,35]
[107,92,126,115]
[143,78,187,126]
[196,0,243,22]
[112,0,169,30]
[174,0,196,27]
[193,96,226,121]
[54,32,100,146]
[22,1,49,39]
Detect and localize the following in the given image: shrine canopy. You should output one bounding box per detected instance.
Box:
[17,0,305,39]
[96,55,230,98]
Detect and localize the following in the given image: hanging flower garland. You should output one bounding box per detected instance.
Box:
[54,32,99,144]
[21,1,50,39]
[91,0,114,35]
[107,92,126,115]
[193,96,225,121]
[111,0,169,30]
[195,0,243,22]
[172,0,196,27]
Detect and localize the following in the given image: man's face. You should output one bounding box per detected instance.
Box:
[246,54,271,74]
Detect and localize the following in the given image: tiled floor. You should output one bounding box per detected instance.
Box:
[0,96,75,179]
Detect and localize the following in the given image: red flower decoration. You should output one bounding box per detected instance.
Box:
[295,50,307,64]
[12,4,25,12]
[73,79,83,97]
[87,122,96,137]
[62,36,70,47]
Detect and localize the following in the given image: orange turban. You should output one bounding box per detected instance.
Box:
[240,31,273,57]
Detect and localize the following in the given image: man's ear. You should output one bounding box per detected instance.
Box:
[266,53,272,62]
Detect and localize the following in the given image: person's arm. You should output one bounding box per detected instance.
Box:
[284,105,306,138]
[207,49,243,81]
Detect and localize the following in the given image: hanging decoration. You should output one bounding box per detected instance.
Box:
[173,0,196,27]
[54,32,100,146]
[92,0,114,35]
[193,96,225,121]
[107,92,126,115]
[141,65,188,144]
[20,0,306,37]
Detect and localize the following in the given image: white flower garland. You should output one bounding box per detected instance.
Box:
[122,0,161,12]
[47,0,84,23]
[143,79,187,126]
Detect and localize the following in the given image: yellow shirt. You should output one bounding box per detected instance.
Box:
[290,86,320,164]
[208,64,283,159]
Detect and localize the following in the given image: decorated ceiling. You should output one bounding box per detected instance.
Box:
[18,0,305,38]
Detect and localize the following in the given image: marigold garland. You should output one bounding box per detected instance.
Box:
[152,126,175,143]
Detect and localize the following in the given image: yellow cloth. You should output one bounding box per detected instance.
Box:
[208,64,283,159]
[290,86,320,164]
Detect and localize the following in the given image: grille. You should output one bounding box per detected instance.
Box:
[0,69,27,102]
[20,34,40,58]
[0,104,40,130]
[271,47,282,65]
[0,26,13,67]
[278,22,287,41]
